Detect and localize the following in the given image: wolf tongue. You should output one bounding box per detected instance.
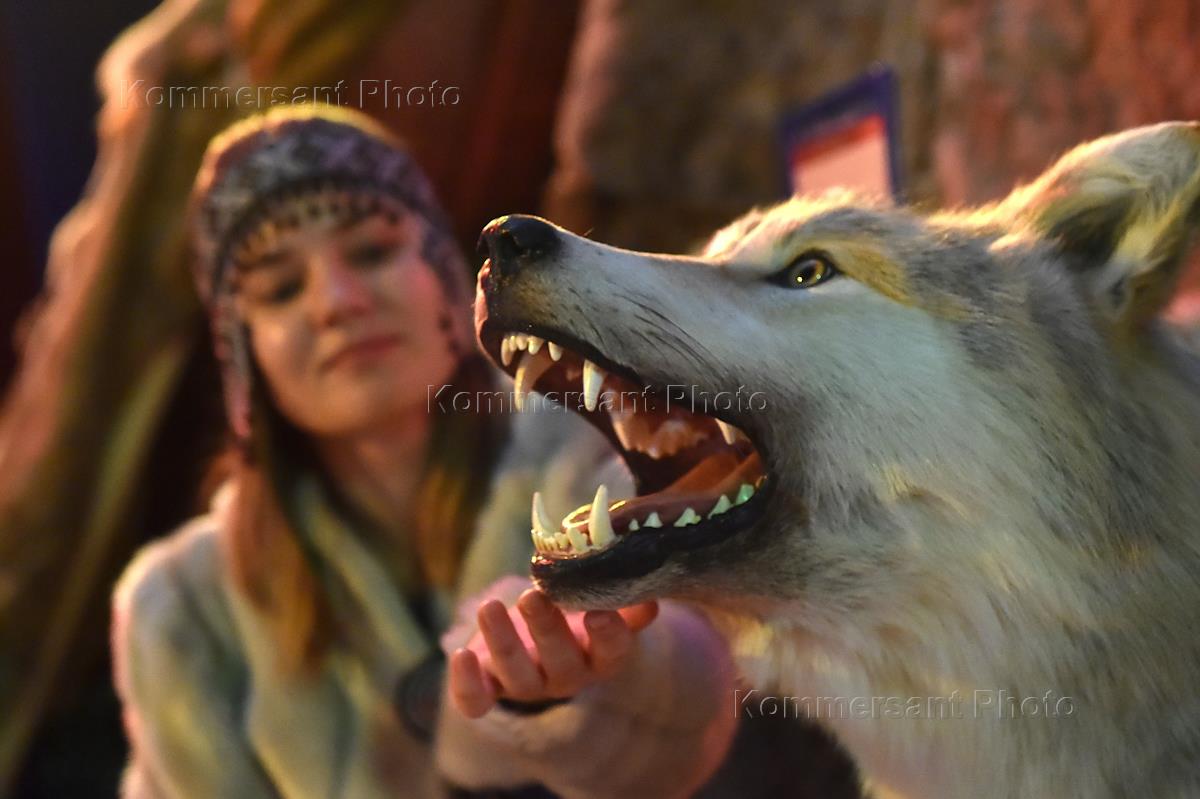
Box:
[608,451,763,529]
[665,450,742,492]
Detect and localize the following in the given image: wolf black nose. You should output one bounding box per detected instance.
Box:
[478,215,559,277]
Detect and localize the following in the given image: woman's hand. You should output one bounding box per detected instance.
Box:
[447,587,659,718]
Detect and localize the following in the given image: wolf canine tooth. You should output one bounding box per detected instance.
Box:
[716,419,740,446]
[582,359,605,411]
[514,350,553,411]
[610,409,638,450]
[588,484,615,548]
[532,491,557,538]
[674,507,701,527]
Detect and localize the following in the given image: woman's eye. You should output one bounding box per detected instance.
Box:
[772,253,838,289]
[264,279,303,304]
[238,271,303,306]
[347,241,398,267]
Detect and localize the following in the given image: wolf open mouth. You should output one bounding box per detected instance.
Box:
[477,318,772,581]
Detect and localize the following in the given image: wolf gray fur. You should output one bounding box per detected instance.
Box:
[475,122,1200,798]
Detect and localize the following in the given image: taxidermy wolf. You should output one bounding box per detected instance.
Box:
[474,122,1200,799]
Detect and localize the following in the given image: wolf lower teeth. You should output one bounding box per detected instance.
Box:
[566,527,588,551]
[674,507,700,526]
[587,484,616,548]
[531,481,759,557]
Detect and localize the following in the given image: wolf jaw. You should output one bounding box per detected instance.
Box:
[472,124,1200,799]
[476,319,773,583]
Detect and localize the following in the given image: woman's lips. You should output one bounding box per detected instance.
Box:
[321,333,403,370]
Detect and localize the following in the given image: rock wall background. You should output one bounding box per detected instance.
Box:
[545,0,1200,265]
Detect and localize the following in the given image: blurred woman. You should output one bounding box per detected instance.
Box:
[111,104,735,798]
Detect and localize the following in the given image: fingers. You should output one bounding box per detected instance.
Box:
[583,610,636,678]
[476,599,543,700]
[581,600,657,678]
[465,593,659,712]
[517,589,588,696]
[618,600,659,632]
[448,648,495,719]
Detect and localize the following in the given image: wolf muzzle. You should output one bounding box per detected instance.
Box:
[477,214,561,281]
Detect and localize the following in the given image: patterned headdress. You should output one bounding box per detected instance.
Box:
[190,104,474,443]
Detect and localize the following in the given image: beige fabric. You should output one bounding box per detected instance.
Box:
[112,399,733,798]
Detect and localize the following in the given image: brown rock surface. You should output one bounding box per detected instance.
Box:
[545,0,1200,250]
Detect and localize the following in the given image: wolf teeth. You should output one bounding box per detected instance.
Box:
[716,419,743,446]
[514,350,554,411]
[532,492,556,535]
[612,417,710,460]
[547,341,563,361]
[588,484,615,548]
[610,408,639,451]
[530,492,558,554]
[567,526,588,552]
[708,494,732,517]
[654,419,707,458]
[582,359,605,411]
[502,333,551,367]
[652,420,685,458]
[673,507,701,527]
[734,483,755,505]
[644,511,663,528]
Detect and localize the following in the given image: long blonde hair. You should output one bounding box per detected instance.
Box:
[209,354,508,675]
[189,106,502,674]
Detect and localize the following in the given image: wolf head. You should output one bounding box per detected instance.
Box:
[474,123,1200,637]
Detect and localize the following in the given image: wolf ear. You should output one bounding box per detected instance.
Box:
[1002,122,1200,330]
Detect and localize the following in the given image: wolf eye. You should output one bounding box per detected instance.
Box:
[773,253,838,289]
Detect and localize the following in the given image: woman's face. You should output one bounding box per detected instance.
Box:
[233,195,461,437]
